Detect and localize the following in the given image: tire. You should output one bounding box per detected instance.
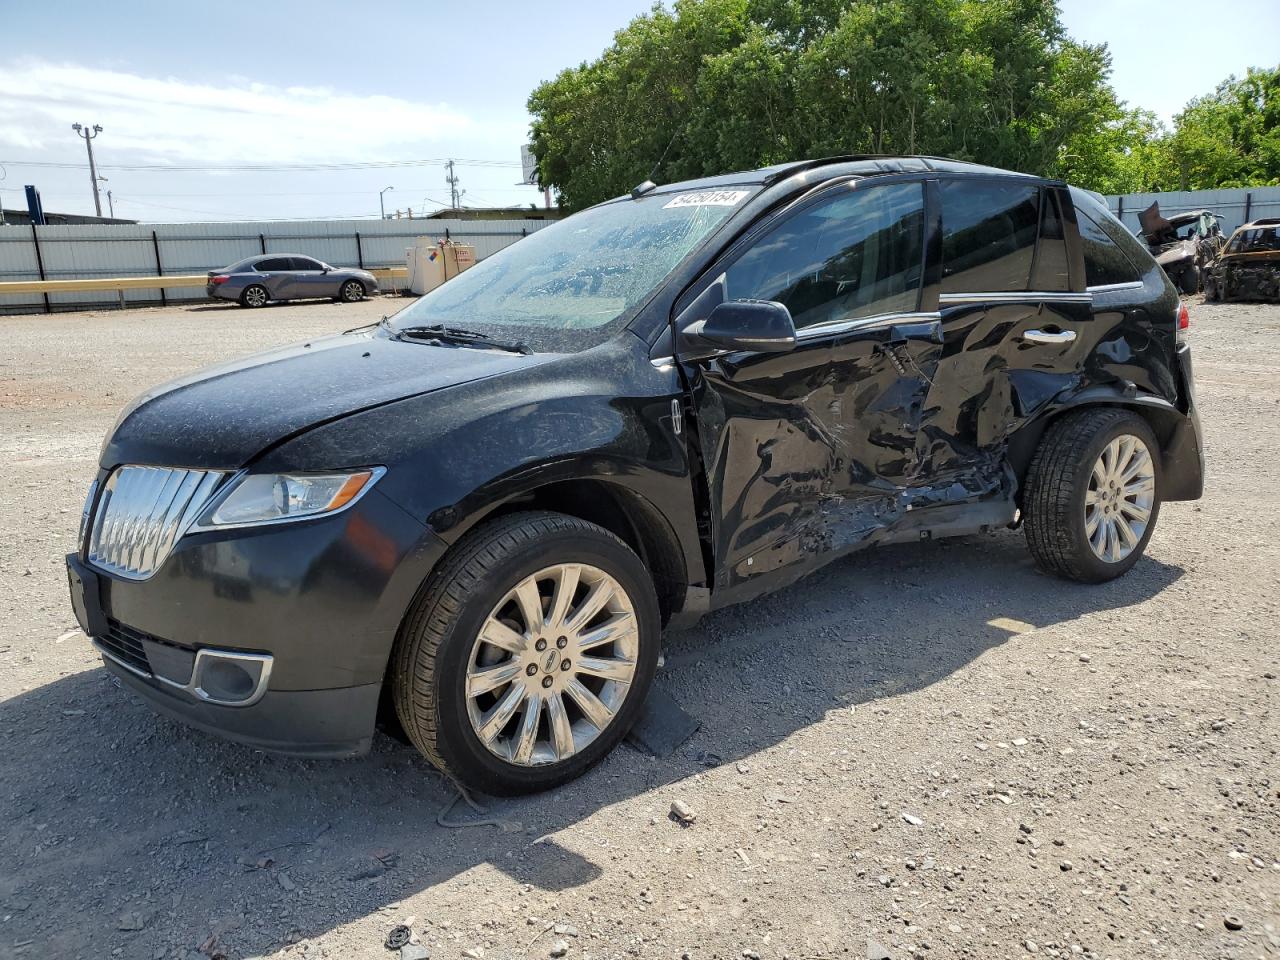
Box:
[1177,265,1199,295]
[391,511,660,795]
[339,279,365,303]
[1204,273,1219,302]
[240,284,269,308]
[1023,408,1162,583]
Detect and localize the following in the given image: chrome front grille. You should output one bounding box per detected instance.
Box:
[87,466,225,580]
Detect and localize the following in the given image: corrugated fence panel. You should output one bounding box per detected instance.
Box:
[0,217,555,315]
[1106,186,1280,237]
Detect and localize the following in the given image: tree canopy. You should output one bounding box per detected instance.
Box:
[527,0,1279,208]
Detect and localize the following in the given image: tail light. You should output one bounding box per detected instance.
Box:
[1177,302,1190,343]
[209,275,229,285]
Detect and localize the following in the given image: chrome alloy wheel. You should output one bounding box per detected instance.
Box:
[1085,434,1156,563]
[243,286,267,307]
[465,563,639,766]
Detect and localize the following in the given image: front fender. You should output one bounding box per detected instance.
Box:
[252,336,707,590]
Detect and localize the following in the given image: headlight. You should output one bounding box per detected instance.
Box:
[200,468,385,528]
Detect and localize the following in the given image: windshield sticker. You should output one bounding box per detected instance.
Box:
[663,189,751,209]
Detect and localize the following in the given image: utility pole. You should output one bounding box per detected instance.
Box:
[379,185,394,220]
[445,160,465,210]
[71,123,104,217]
[106,189,115,218]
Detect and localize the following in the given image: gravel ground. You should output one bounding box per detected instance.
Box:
[0,296,1276,960]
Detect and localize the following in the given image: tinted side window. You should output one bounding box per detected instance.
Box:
[725,182,925,329]
[1078,212,1142,287]
[256,258,293,272]
[940,180,1040,292]
[291,257,323,271]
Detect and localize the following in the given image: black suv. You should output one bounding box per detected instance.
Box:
[67,156,1204,794]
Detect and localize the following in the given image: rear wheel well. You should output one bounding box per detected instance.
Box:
[1009,400,1183,504]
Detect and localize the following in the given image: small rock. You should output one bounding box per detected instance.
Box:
[1012,737,1029,746]
[742,951,760,960]
[462,950,484,960]
[400,946,430,960]
[117,913,145,932]
[1025,940,1038,953]
[1019,823,1033,835]
[1078,654,1091,663]
[549,940,569,958]
[1224,915,1244,931]
[1060,861,1073,872]
[277,872,298,892]
[670,799,697,824]
[901,812,924,827]
[554,924,579,937]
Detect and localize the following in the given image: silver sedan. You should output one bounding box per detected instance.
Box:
[206,254,380,307]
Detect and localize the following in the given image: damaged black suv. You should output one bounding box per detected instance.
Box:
[68,156,1204,794]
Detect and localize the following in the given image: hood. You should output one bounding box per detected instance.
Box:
[102,332,555,469]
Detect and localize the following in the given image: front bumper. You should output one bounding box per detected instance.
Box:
[68,485,447,755]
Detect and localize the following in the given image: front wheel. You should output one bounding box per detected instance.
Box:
[339,280,365,303]
[1023,408,1161,583]
[391,512,660,795]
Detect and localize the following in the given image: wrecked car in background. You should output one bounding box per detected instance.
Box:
[1139,202,1225,294]
[1205,218,1280,303]
[68,156,1204,795]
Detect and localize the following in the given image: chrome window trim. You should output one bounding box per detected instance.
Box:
[939,291,1093,305]
[1085,280,1144,293]
[95,639,273,708]
[654,310,944,366]
[796,310,942,341]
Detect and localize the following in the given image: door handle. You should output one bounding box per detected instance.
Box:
[1023,328,1077,345]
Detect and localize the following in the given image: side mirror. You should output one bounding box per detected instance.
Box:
[678,300,797,360]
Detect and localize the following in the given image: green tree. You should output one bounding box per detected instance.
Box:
[527,0,1129,208]
[1160,65,1280,189]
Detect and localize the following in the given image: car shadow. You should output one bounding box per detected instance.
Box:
[0,530,1182,958]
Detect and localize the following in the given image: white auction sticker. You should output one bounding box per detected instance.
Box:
[662,189,751,209]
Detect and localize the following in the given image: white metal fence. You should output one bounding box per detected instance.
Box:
[0,217,555,315]
[1105,185,1280,237]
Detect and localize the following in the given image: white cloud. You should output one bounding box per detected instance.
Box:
[0,60,476,164]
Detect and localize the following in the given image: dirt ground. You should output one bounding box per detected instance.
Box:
[0,295,1276,960]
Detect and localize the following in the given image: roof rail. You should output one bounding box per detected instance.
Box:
[760,154,966,186]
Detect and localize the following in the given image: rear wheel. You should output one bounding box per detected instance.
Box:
[392,511,659,795]
[1024,408,1161,583]
[240,284,268,308]
[339,279,365,303]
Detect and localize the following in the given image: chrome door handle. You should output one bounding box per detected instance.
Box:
[1023,328,1076,345]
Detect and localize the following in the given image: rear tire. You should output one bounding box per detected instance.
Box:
[1177,266,1199,295]
[240,284,268,308]
[1023,408,1161,583]
[391,511,660,795]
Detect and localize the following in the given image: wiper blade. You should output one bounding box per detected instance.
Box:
[395,324,533,355]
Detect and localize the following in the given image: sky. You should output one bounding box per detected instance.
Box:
[0,0,1276,223]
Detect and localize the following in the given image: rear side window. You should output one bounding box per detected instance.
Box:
[1078,212,1142,287]
[940,180,1041,292]
[725,181,925,329]
[256,258,293,272]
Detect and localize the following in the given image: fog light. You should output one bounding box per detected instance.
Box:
[191,650,272,706]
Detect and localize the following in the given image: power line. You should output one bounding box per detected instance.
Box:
[0,157,522,173]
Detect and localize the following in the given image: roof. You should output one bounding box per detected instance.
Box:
[639,154,1041,197]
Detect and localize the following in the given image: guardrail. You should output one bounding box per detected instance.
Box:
[0,266,409,299]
